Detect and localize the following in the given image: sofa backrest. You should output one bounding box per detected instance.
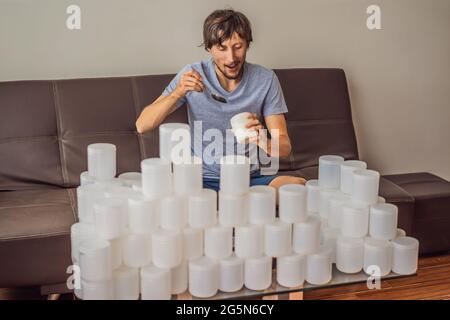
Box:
[274,68,359,170]
[0,68,358,191]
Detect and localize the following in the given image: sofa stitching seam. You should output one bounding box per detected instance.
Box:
[66,188,78,222]
[286,118,352,124]
[0,203,72,210]
[52,81,69,187]
[131,77,145,160]
[0,132,139,143]
[63,131,136,138]
[0,135,58,143]
[397,180,448,186]
[0,231,70,241]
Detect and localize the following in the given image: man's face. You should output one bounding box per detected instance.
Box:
[208,32,248,80]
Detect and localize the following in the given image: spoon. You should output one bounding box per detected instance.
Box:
[204,85,227,103]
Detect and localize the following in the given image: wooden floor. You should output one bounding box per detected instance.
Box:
[303,253,450,300]
[1,253,449,300]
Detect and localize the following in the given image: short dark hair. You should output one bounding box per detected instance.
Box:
[201,9,253,51]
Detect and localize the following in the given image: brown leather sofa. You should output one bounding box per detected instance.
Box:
[1,69,449,295]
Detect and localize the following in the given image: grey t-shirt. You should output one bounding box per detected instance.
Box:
[162,57,288,178]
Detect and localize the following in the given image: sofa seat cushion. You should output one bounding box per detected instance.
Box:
[383,172,450,254]
[0,188,76,287]
[295,166,319,180]
[378,177,415,235]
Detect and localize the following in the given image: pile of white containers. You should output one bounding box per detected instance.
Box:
[313,156,419,278]
[71,124,419,300]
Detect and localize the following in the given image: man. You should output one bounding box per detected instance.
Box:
[136,9,306,192]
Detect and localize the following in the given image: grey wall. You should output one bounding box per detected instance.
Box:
[1,0,449,179]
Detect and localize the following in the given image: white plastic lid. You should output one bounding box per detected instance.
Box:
[342,201,369,212]
[279,184,306,194]
[278,253,305,264]
[118,172,141,180]
[161,194,185,205]
[81,279,112,289]
[189,256,217,271]
[140,264,170,278]
[103,185,140,198]
[71,222,95,235]
[113,266,139,279]
[392,236,419,249]
[127,195,152,207]
[246,255,271,266]
[87,143,116,153]
[309,248,332,260]
[230,112,252,124]
[77,183,104,195]
[337,236,364,248]
[79,238,110,254]
[159,123,190,131]
[364,237,392,249]
[207,226,233,235]
[183,227,202,236]
[141,157,171,168]
[189,188,216,200]
[341,160,367,169]
[319,155,344,164]
[219,191,246,200]
[152,229,180,243]
[265,219,291,232]
[249,185,276,195]
[220,154,250,165]
[353,169,380,179]
[219,254,244,267]
[236,224,261,233]
[94,198,126,210]
[320,189,339,196]
[396,228,406,237]
[305,179,320,189]
[329,193,351,204]
[173,155,202,166]
[370,203,397,215]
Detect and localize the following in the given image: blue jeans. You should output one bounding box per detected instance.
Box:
[202,171,278,192]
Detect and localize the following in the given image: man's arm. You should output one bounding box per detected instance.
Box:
[135,69,204,134]
[248,71,290,157]
[246,114,292,158]
[135,93,180,134]
[262,114,292,158]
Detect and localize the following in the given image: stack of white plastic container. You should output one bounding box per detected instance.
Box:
[71,123,419,300]
[308,155,420,279]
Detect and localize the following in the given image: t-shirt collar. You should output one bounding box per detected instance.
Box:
[208,57,248,97]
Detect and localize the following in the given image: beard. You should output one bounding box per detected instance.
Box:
[214,59,245,80]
